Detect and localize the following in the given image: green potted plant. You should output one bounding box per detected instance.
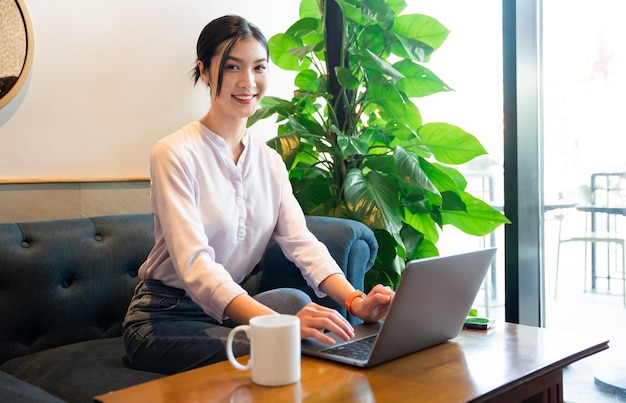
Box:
[249,0,509,289]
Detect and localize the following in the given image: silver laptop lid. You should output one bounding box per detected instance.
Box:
[366,247,497,367]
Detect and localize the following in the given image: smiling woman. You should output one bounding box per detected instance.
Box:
[0,0,33,109]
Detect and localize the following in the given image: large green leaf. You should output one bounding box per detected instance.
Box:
[383,119,415,142]
[399,224,425,261]
[391,14,450,50]
[394,60,453,97]
[285,17,320,40]
[359,25,389,57]
[295,69,320,92]
[368,75,406,119]
[385,0,408,15]
[248,96,294,127]
[419,159,461,193]
[432,163,468,192]
[269,34,311,71]
[363,153,395,173]
[335,67,360,90]
[299,0,322,19]
[337,133,369,156]
[373,228,399,268]
[290,42,323,60]
[334,0,364,24]
[364,50,404,83]
[287,112,327,137]
[266,132,301,169]
[390,36,431,63]
[418,122,487,164]
[393,146,439,196]
[355,0,395,29]
[403,208,440,243]
[401,98,423,131]
[441,191,466,212]
[343,169,403,233]
[290,144,324,176]
[441,192,510,236]
[415,238,439,259]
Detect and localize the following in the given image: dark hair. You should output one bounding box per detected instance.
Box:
[193,15,269,96]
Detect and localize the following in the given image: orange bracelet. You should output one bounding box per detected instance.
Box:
[344,290,366,316]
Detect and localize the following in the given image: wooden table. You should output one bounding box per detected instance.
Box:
[94,323,608,403]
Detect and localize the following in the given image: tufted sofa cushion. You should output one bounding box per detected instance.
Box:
[0,214,164,402]
[0,214,155,364]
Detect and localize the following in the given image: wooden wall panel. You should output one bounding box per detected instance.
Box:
[80,181,151,217]
[0,181,151,223]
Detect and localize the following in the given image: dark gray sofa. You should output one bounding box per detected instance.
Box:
[0,213,377,402]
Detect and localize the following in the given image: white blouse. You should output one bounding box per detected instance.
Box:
[139,121,342,321]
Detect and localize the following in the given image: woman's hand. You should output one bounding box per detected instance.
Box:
[296,302,355,345]
[352,284,394,323]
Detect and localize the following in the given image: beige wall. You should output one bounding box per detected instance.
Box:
[0,0,297,181]
[0,180,151,222]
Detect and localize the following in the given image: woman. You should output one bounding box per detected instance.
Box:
[122,15,394,375]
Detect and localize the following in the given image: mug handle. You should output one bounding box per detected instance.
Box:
[226,325,251,371]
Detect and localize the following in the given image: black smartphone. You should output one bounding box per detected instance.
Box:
[464,317,494,330]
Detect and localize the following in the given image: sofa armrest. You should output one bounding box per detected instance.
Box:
[250,216,378,324]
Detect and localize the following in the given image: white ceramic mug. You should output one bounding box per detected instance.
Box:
[226,314,301,387]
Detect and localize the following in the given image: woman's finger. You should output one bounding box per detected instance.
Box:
[297,303,354,343]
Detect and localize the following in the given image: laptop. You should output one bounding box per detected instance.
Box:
[301,247,497,368]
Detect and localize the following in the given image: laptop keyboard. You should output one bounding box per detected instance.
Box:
[320,335,377,361]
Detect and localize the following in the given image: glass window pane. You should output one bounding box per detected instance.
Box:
[543,0,626,400]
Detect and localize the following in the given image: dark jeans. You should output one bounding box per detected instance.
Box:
[123,279,311,375]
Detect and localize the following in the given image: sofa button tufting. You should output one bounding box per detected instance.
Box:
[61,278,73,288]
[21,241,30,248]
[94,234,103,241]
[128,270,138,278]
